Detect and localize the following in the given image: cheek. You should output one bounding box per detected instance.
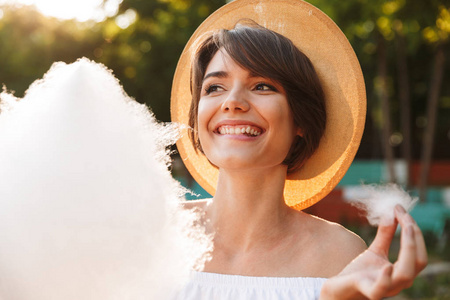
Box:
[267,102,298,150]
[197,100,211,131]
[196,100,215,148]
[263,100,296,132]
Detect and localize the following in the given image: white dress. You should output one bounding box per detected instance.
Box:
[172,271,327,300]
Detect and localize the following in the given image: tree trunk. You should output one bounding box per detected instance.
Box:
[395,30,412,187]
[377,35,396,183]
[418,45,445,202]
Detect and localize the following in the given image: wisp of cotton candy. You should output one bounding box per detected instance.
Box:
[0,58,212,300]
[343,183,418,226]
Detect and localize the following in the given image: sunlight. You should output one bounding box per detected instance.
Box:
[0,0,122,22]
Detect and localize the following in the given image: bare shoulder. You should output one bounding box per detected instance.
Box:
[326,221,366,258]
[296,212,367,276]
[312,214,366,255]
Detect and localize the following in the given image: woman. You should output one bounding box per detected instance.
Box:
[171,1,427,299]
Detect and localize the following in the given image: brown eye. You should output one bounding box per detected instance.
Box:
[205,84,224,95]
[255,83,277,92]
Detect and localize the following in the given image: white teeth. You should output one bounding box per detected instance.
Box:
[218,125,261,136]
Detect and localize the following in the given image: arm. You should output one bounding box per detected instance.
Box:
[320,205,427,300]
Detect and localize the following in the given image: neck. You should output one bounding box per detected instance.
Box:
[205,165,294,253]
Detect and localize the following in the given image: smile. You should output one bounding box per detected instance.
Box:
[216,125,262,136]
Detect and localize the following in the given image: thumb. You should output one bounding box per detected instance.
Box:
[369,215,398,257]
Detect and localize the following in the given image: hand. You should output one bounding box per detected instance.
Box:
[320,205,427,300]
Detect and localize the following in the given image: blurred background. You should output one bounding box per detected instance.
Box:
[0,0,448,298]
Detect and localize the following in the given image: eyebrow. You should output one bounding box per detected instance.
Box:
[202,70,263,83]
[202,71,228,83]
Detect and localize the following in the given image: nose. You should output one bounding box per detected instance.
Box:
[221,86,250,112]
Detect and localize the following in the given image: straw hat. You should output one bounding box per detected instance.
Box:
[171,0,366,210]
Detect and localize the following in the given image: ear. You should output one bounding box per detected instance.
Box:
[296,128,304,137]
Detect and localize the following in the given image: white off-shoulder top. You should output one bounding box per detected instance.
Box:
[171,271,327,300]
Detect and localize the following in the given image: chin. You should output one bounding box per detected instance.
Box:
[211,158,253,170]
[211,157,284,173]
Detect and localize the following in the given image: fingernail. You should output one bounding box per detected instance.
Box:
[395,204,406,214]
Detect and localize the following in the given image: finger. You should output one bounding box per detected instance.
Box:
[369,216,398,257]
[395,206,428,272]
[394,204,414,226]
[392,206,417,286]
[413,222,428,272]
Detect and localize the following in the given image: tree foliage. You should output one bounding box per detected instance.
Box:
[0,5,103,95]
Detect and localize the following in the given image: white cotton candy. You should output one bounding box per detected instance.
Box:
[343,183,418,226]
[0,58,212,300]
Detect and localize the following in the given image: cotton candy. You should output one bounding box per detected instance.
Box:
[0,58,211,300]
[344,183,418,226]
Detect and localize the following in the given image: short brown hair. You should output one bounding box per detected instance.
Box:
[189,21,326,172]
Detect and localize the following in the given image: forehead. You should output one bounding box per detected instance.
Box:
[204,50,237,74]
[204,49,260,80]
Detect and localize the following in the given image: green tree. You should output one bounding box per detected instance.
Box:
[0,5,103,97]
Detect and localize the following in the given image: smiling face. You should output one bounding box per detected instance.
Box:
[197,50,300,172]
[189,24,326,172]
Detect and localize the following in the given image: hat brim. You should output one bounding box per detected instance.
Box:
[171,0,366,210]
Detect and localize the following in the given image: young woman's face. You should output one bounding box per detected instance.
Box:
[197,49,301,172]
